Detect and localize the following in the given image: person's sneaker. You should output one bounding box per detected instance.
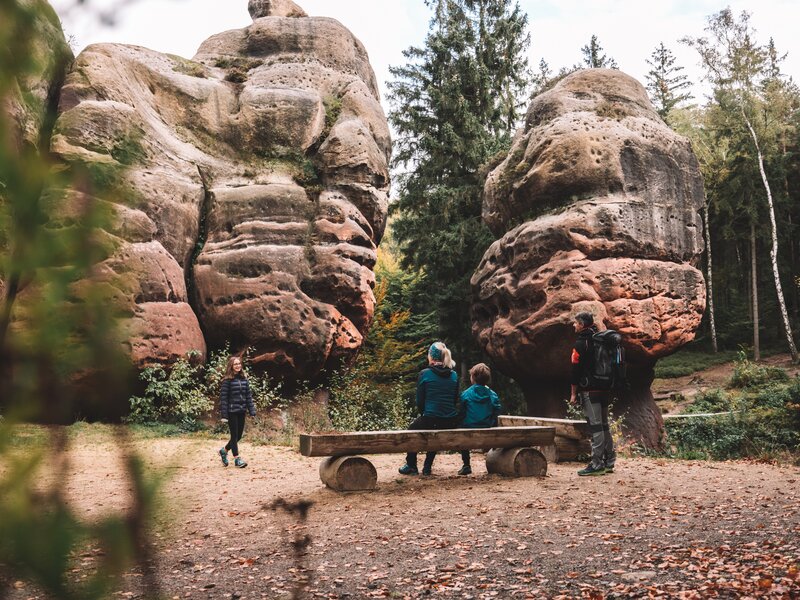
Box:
[421,467,432,476]
[458,465,472,476]
[604,464,615,473]
[398,464,418,475]
[219,447,229,467]
[234,457,248,468]
[577,464,606,476]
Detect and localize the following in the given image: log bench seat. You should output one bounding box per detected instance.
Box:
[299,426,556,492]
[498,416,591,462]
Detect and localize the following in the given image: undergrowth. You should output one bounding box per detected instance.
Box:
[660,354,800,463]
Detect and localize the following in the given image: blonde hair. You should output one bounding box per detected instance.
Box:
[428,341,455,369]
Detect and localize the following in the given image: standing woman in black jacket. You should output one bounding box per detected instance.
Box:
[218,356,256,468]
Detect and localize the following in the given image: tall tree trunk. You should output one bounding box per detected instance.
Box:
[742,107,799,362]
[751,223,760,362]
[703,202,718,352]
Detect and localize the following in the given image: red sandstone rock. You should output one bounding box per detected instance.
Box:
[473,70,706,447]
[47,3,389,379]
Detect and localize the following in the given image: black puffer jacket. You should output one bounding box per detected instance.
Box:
[220,375,256,418]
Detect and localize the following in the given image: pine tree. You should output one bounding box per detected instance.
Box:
[580,34,618,69]
[388,0,530,367]
[645,42,693,121]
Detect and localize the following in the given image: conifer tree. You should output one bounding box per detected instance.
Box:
[645,42,693,120]
[388,0,530,367]
[581,34,618,69]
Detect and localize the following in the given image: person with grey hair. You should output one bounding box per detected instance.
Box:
[570,312,616,476]
[398,342,460,476]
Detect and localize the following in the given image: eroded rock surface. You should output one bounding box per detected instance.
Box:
[472,69,706,446]
[50,3,390,378]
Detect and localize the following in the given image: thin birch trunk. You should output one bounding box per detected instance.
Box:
[751,223,760,362]
[742,106,799,362]
[702,202,718,352]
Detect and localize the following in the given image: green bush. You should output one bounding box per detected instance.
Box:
[327,370,414,432]
[127,353,211,430]
[729,352,790,389]
[665,376,800,461]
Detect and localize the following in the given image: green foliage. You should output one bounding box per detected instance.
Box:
[0,3,165,594]
[388,0,530,363]
[328,371,413,432]
[664,377,800,461]
[580,34,618,69]
[729,352,790,389]
[169,55,207,79]
[127,353,212,430]
[655,349,739,378]
[645,42,693,120]
[681,9,800,355]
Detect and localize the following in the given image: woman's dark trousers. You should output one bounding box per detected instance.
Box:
[225,412,246,456]
[405,415,459,471]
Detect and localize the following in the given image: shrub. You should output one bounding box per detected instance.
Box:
[127,353,211,430]
[328,370,414,432]
[729,352,789,389]
[665,376,800,461]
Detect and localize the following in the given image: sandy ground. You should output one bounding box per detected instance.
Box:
[5,434,800,600]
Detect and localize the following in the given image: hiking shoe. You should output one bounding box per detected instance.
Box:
[421,467,432,476]
[577,464,606,476]
[458,465,472,476]
[234,457,247,468]
[398,464,418,475]
[219,447,229,467]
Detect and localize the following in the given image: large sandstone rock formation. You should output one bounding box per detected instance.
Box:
[472,69,706,447]
[48,2,390,379]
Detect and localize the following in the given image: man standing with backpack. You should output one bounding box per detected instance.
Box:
[570,312,618,476]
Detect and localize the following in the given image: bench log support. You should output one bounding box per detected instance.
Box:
[319,456,377,492]
[485,447,547,477]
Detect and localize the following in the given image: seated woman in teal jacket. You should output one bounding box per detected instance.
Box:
[398,342,459,476]
[458,363,501,476]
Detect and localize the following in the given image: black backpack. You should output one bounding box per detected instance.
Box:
[589,330,626,392]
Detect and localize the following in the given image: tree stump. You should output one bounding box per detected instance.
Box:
[485,447,547,477]
[319,456,377,492]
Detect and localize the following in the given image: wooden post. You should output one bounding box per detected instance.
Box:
[485,447,547,478]
[319,456,377,492]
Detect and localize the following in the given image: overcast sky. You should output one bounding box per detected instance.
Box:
[53,0,800,112]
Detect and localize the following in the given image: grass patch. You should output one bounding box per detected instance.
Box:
[169,54,208,79]
[655,349,739,378]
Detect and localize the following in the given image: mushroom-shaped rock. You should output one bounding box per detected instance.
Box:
[472,69,706,447]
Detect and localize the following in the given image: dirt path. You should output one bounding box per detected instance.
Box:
[8,435,800,599]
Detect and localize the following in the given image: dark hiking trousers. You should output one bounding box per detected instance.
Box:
[405,415,459,471]
[225,412,246,457]
[580,391,616,470]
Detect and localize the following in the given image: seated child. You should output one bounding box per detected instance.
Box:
[458,363,501,475]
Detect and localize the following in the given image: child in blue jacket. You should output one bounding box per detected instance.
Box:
[458,363,501,475]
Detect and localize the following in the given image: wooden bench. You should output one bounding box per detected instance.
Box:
[299,426,556,492]
[498,416,591,463]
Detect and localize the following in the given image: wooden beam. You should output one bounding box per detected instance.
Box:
[299,426,555,458]
[498,415,589,440]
